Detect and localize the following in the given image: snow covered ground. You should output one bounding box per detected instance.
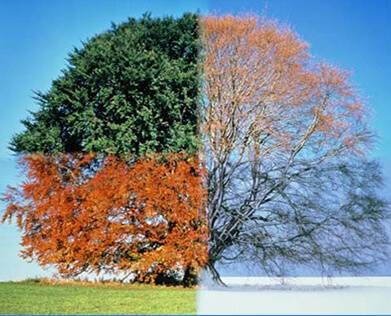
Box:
[197,276,391,314]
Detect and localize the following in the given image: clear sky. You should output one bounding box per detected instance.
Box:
[0,0,390,280]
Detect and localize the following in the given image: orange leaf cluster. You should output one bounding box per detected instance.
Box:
[2,153,207,282]
[201,15,367,158]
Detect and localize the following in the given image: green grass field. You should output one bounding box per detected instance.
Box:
[0,279,196,314]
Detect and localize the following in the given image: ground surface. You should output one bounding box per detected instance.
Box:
[0,279,196,314]
[197,276,391,315]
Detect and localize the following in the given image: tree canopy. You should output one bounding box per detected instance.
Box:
[2,153,207,285]
[2,13,389,286]
[10,13,201,156]
[4,13,206,286]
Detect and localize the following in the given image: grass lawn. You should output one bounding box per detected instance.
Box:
[0,279,196,314]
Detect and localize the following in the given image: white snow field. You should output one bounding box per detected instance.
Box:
[197,276,391,315]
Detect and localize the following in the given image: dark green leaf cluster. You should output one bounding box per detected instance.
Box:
[11,13,201,156]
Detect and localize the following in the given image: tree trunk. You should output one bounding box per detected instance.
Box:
[182,266,198,287]
[207,262,227,286]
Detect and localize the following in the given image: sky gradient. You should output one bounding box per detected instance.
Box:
[0,0,390,280]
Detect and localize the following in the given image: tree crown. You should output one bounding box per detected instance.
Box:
[10,13,201,156]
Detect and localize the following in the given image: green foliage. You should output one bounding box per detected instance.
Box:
[11,13,201,155]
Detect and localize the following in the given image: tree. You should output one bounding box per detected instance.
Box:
[3,12,389,287]
[2,153,207,286]
[2,13,206,286]
[10,13,201,156]
[201,15,389,284]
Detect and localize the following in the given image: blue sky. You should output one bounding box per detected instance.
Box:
[0,0,390,280]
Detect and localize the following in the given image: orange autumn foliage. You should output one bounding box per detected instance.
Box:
[201,15,367,158]
[2,153,207,283]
